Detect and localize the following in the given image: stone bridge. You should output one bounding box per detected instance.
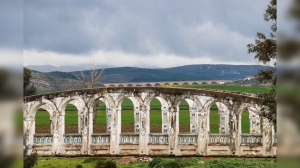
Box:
[23,87,276,157]
[103,80,232,87]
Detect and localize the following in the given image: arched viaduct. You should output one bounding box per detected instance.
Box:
[23,87,276,156]
[103,80,232,87]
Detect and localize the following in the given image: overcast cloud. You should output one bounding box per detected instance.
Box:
[24,0,273,68]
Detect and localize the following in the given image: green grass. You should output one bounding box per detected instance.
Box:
[175,84,271,94]
[33,157,276,168]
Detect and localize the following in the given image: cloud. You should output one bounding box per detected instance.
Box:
[24,49,256,68]
[24,0,272,67]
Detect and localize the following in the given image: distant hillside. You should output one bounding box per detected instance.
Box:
[30,64,268,94]
[160,64,268,80]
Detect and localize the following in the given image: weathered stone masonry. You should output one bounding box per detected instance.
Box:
[23,87,277,156]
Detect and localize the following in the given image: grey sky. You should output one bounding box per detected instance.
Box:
[23,0,274,68]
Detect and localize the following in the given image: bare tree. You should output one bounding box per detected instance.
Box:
[72,62,105,89]
[68,62,106,125]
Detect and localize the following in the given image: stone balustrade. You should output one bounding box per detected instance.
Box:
[34,134,52,144]
[92,134,110,143]
[240,134,263,145]
[120,133,139,144]
[148,133,168,144]
[63,134,82,143]
[273,134,277,145]
[208,134,230,144]
[178,134,198,144]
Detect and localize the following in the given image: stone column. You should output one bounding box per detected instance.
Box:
[262,117,273,156]
[190,106,198,134]
[228,102,240,156]
[87,106,94,155]
[51,111,64,155]
[109,106,119,155]
[139,105,149,155]
[24,115,34,155]
[197,109,208,155]
[249,108,261,134]
[169,106,177,155]
[77,107,88,154]
[216,102,230,134]
[161,105,169,134]
[134,106,140,134]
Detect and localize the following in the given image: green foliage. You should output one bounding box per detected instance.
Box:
[149,158,195,168]
[247,0,277,124]
[24,67,37,96]
[33,157,276,168]
[24,153,38,168]
[83,157,99,163]
[76,164,83,168]
[204,159,276,168]
[148,157,163,168]
[95,159,116,168]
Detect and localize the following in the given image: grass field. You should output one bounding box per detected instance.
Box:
[35,97,251,134]
[32,156,276,168]
[175,84,271,94]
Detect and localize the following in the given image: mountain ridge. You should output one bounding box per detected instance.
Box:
[30,64,268,94]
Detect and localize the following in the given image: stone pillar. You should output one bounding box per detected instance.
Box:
[51,111,63,155]
[249,108,261,134]
[190,106,198,134]
[197,109,208,155]
[228,102,240,156]
[161,105,169,134]
[134,106,140,134]
[24,116,34,155]
[110,106,119,155]
[139,105,149,155]
[262,117,273,156]
[87,106,94,155]
[216,102,230,134]
[169,106,177,155]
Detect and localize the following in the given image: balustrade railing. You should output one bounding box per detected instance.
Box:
[148,133,168,144]
[240,134,262,145]
[178,134,198,144]
[64,134,82,143]
[34,134,52,144]
[92,134,110,143]
[120,133,139,144]
[273,134,277,145]
[209,134,230,144]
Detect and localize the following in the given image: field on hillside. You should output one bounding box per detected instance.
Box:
[174,84,271,94]
[35,98,251,134]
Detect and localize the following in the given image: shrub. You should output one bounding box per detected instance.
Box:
[76,164,83,168]
[95,159,116,168]
[148,157,163,168]
[24,153,38,168]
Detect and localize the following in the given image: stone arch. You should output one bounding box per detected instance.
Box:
[27,99,57,135]
[87,93,114,108]
[174,95,201,134]
[58,96,86,115]
[237,103,262,134]
[144,93,172,108]
[145,94,171,133]
[115,93,143,109]
[90,95,113,134]
[29,99,57,117]
[115,93,144,134]
[174,95,201,108]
